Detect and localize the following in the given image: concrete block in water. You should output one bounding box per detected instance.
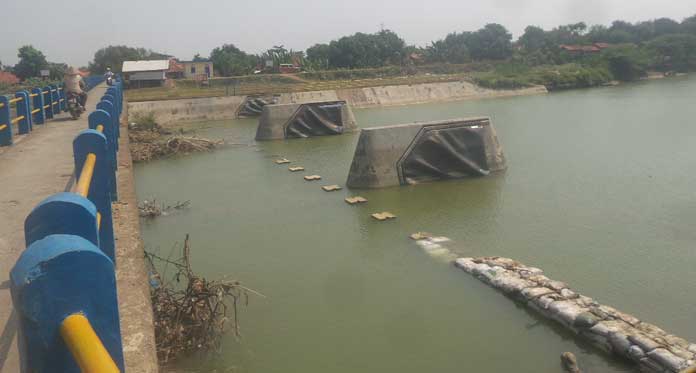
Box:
[346,117,506,188]
[255,101,358,140]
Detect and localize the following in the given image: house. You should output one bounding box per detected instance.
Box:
[121,60,170,88]
[0,71,20,85]
[559,43,612,54]
[180,60,213,80]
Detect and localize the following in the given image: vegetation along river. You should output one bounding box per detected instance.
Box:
[134,75,696,373]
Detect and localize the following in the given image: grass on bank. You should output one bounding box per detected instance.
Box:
[125,71,476,102]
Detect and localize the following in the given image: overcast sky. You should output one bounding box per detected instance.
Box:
[1,0,694,67]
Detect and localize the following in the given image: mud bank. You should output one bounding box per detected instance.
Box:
[127,81,547,125]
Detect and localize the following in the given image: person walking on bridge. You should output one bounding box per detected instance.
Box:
[64,66,87,108]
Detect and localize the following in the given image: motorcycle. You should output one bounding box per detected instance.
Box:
[106,75,114,86]
[67,92,85,120]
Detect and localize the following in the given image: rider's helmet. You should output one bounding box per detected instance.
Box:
[66,66,80,76]
[106,67,112,71]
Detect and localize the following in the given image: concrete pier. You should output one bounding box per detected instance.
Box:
[455,256,696,373]
[255,101,357,140]
[346,117,506,188]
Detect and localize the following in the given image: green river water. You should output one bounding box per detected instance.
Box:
[134,76,696,373]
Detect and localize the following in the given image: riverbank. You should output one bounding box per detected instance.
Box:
[127,80,547,125]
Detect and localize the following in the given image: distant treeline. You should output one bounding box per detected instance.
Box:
[3,14,695,92]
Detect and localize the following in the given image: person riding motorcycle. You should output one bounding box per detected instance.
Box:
[64,67,87,108]
[104,67,114,85]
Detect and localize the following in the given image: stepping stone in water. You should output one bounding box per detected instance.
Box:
[289,166,304,172]
[275,158,291,164]
[345,196,368,205]
[322,185,342,192]
[409,232,432,240]
[371,212,396,221]
[304,175,321,181]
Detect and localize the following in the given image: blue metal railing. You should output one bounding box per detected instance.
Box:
[10,79,126,372]
[0,76,105,147]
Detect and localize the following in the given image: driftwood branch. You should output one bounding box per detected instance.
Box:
[145,234,261,365]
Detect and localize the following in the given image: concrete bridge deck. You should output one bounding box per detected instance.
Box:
[0,85,157,372]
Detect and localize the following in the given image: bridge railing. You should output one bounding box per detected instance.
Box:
[10,80,127,372]
[1,76,105,147]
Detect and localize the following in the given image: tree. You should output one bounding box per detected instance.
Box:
[681,14,696,34]
[89,45,170,74]
[426,32,470,63]
[306,43,330,70]
[519,26,547,51]
[326,30,406,69]
[648,34,696,71]
[209,44,256,76]
[13,45,48,80]
[604,46,650,81]
[467,24,513,60]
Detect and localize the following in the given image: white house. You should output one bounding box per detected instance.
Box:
[122,60,170,88]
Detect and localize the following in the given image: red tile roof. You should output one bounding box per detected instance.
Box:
[0,71,20,85]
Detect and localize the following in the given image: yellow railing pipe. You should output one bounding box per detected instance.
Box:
[75,153,97,197]
[0,102,4,109]
[0,124,7,131]
[11,115,25,124]
[9,97,23,104]
[96,125,104,132]
[60,314,120,373]
[29,93,38,98]
[31,108,41,114]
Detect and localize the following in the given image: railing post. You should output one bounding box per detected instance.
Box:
[96,99,119,152]
[0,96,12,146]
[32,87,46,124]
[73,130,116,262]
[15,91,32,134]
[24,192,99,248]
[10,234,124,373]
[89,109,118,200]
[102,94,120,142]
[43,86,54,119]
[58,85,67,112]
[50,85,61,114]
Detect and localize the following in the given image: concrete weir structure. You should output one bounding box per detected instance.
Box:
[346,117,506,188]
[255,101,358,140]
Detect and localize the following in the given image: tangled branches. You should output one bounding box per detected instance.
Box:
[131,134,222,162]
[145,235,261,364]
[139,199,190,218]
[128,116,222,162]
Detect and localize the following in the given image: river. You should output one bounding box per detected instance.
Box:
[134,76,696,373]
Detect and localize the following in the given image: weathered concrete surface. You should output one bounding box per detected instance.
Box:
[128,95,245,125]
[0,86,158,372]
[114,103,159,372]
[346,117,506,188]
[128,80,547,125]
[336,81,547,108]
[455,256,696,373]
[255,101,358,140]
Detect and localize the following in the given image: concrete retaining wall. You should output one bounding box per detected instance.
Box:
[337,81,547,108]
[455,256,696,373]
[127,81,547,125]
[346,117,506,188]
[128,96,245,125]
